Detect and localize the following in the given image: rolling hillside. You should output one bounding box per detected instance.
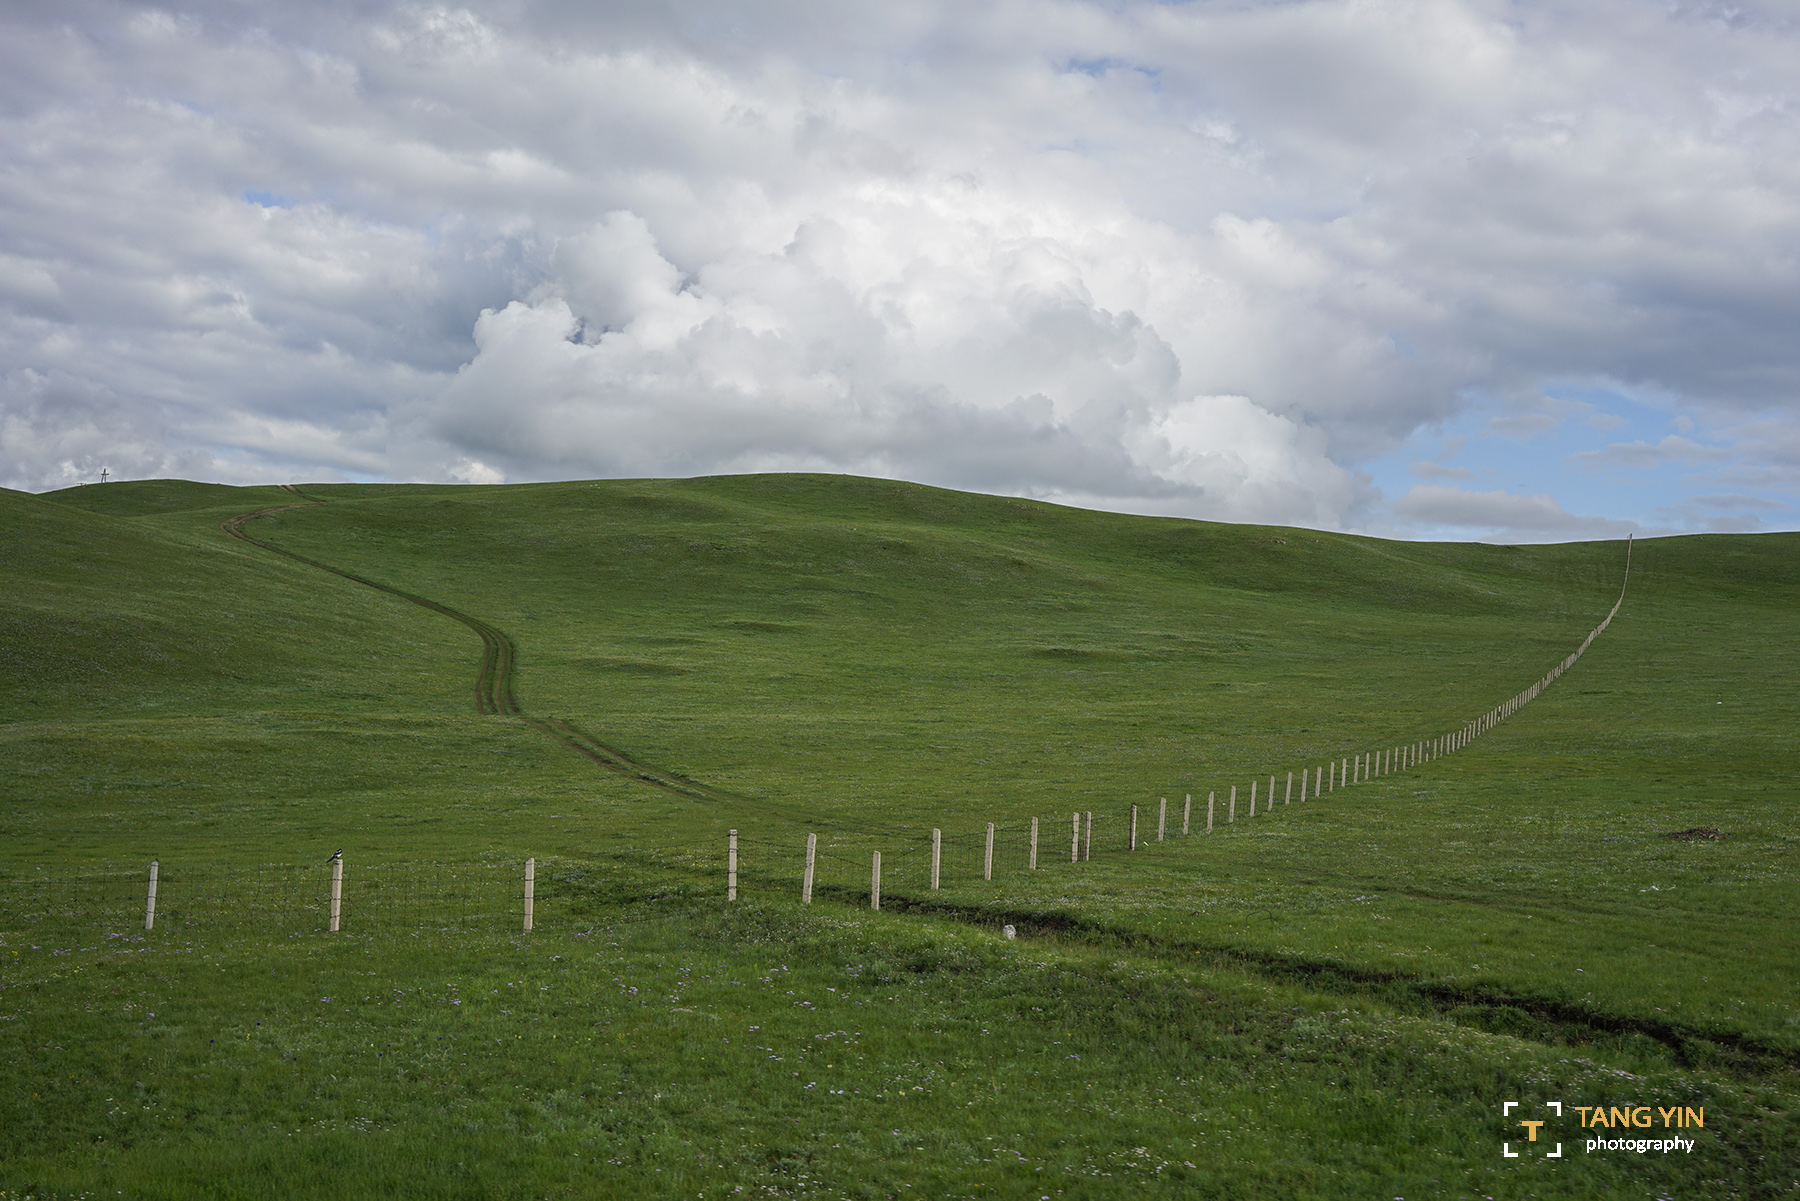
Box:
[2,476,1795,1199]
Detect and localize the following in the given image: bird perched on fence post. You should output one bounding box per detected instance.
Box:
[328,849,342,863]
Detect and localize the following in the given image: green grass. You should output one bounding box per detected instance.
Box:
[2,474,1796,1198]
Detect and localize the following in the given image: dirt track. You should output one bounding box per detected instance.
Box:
[223,488,734,803]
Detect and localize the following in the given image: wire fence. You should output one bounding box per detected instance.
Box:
[0,862,536,938]
[0,817,1105,941]
[4,543,1633,941]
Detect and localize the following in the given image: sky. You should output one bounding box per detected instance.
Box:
[2,0,1797,541]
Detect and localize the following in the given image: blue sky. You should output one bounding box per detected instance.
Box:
[1366,383,1787,539]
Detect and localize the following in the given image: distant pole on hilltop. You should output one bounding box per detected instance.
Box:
[100,468,110,483]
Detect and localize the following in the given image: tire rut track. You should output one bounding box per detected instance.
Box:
[224,487,744,805]
[869,894,1800,1083]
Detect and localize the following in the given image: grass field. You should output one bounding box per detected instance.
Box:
[2,474,1796,1199]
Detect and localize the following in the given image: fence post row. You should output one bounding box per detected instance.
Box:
[192,573,1620,927]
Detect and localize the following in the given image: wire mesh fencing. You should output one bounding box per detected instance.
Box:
[0,861,552,939]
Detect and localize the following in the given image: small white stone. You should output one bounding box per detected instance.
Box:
[1002,925,1016,940]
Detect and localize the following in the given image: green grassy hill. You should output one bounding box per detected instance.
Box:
[2,475,1795,1199]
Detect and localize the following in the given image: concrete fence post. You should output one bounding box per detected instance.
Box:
[1083,812,1093,861]
[985,823,995,881]
[1071,812,1080,863]
[1207,791,1215,832]
[727,830,738,902]
[524,857,535,932]
[805,833,818,903]
[1030,817,1039,871]
[1158,797,1167,842]
[1130,804,1139,851]
[1229,785,1237,823]
[871,852,881,910]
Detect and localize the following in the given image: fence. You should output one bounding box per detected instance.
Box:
[4,545,1632,938]
[1,860,542,934]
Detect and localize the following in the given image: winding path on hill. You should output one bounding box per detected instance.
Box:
[222,488,1634,828]
[223,487,737,804]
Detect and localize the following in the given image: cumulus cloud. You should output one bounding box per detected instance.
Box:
[0,0,1797,535]
[419,198,1360,520]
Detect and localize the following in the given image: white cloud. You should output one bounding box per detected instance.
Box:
[445,456,505,485]
[0,0,1797,534]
